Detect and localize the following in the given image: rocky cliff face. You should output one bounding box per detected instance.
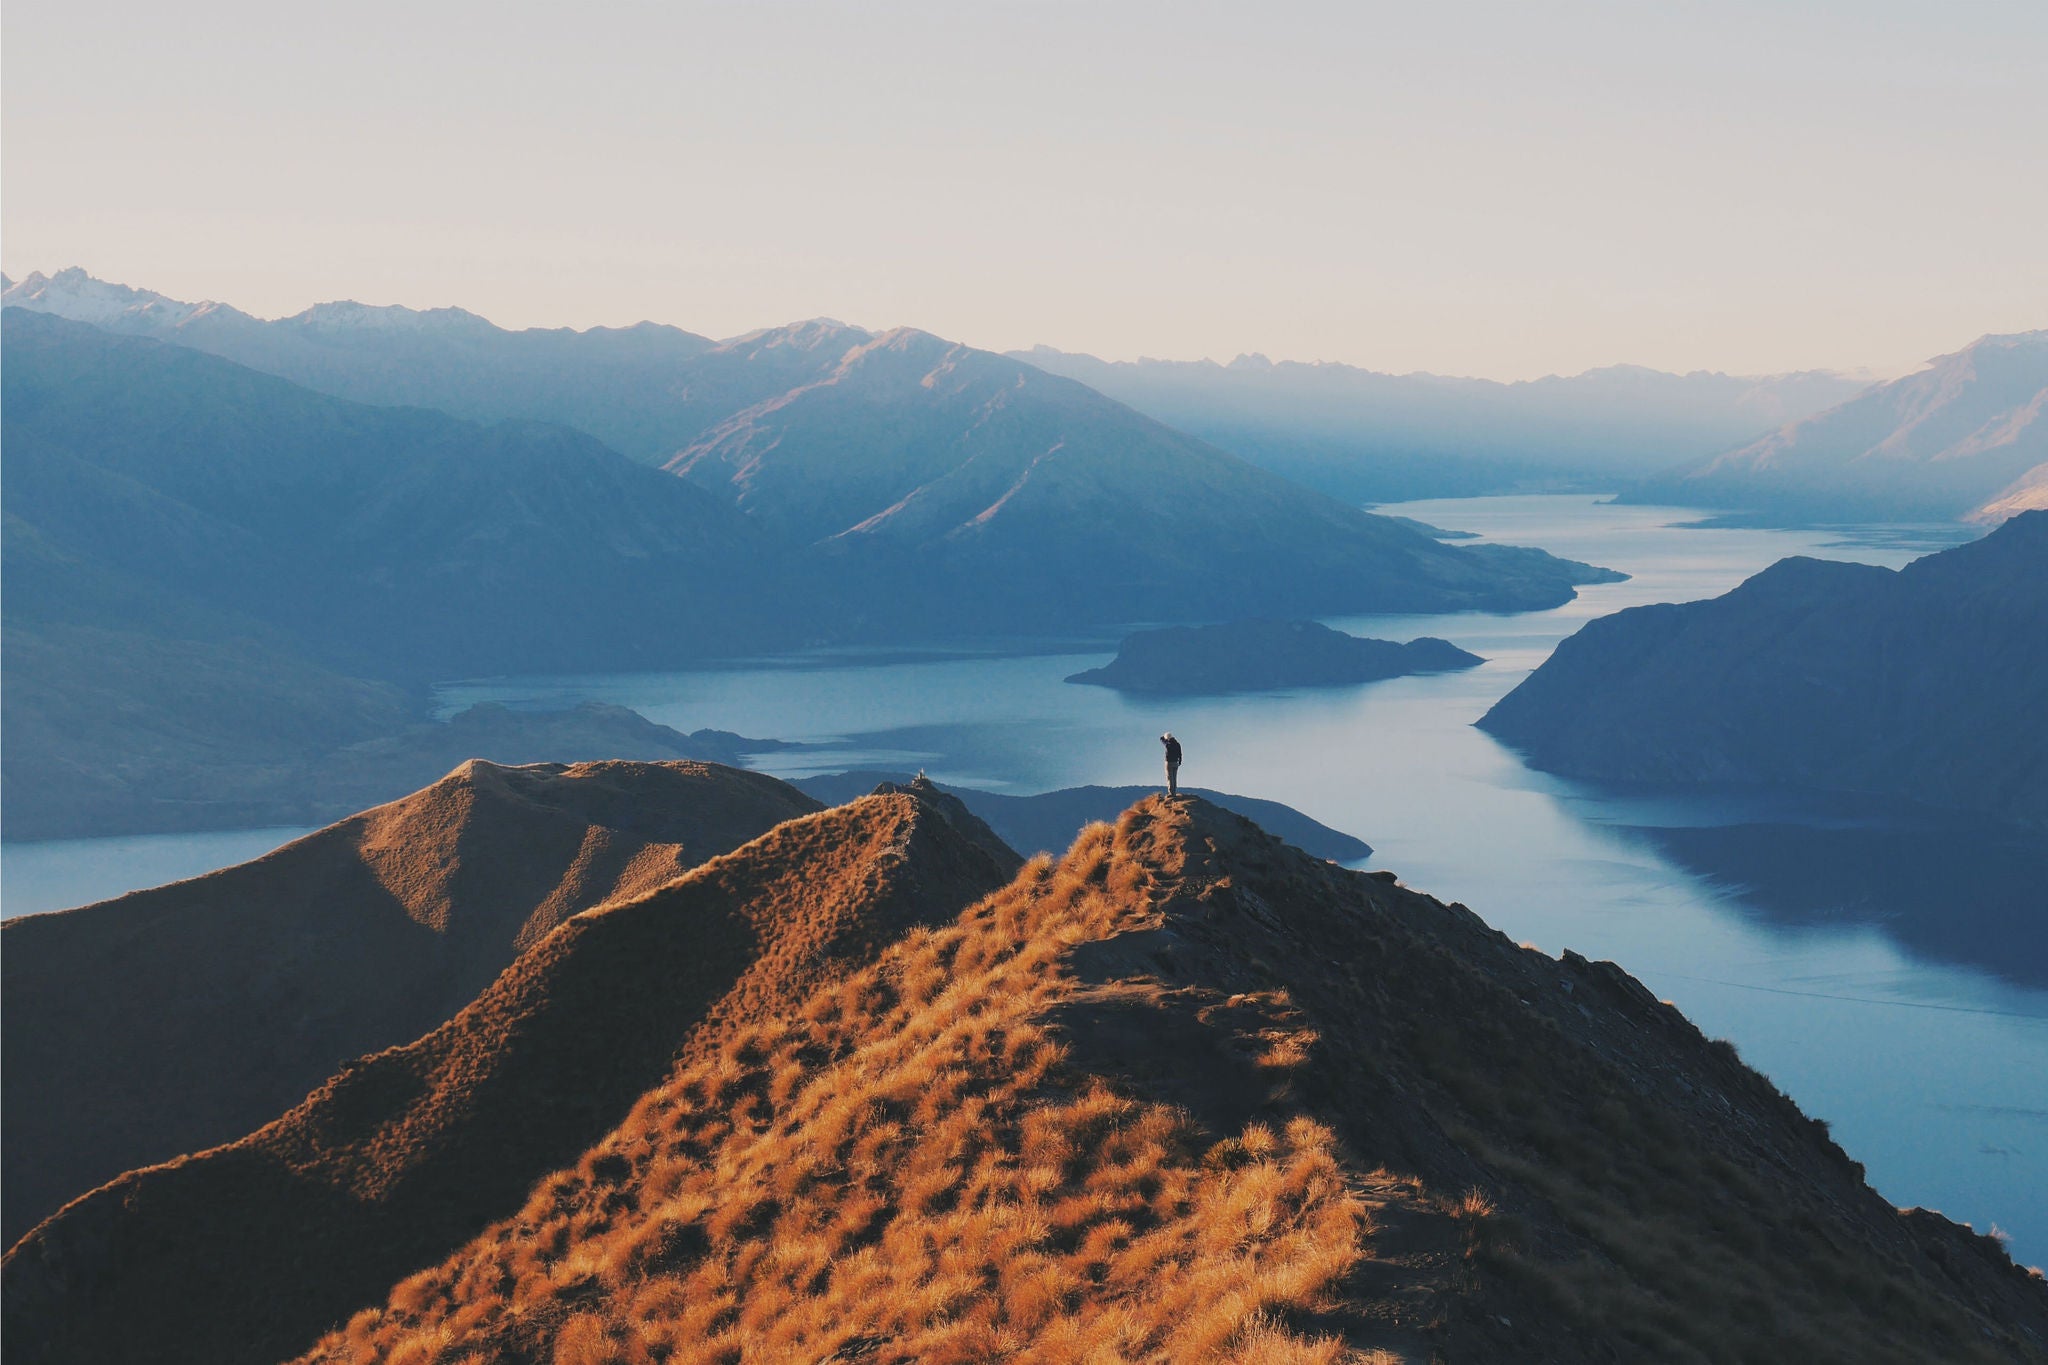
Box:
[8,791,2041,1364]
[1478,510,2048,827]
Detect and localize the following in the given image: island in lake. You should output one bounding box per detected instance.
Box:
[1066,618,1483,695]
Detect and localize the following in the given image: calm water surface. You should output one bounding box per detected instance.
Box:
[10,496,2043,1261]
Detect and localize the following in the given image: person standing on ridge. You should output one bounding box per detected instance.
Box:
[1161,732,1182,797]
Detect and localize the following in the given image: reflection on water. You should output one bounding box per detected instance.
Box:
[7,496,2041,1262]
[1620,811,2048,990]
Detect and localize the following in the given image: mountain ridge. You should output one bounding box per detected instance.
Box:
[0,758,824,1242]
[2,784,1017,1365]
[7,791,2042,1363]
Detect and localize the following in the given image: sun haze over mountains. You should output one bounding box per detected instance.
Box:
[4,32,2047,1356]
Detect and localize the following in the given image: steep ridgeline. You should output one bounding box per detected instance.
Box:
[13,799,2044,1364]
[667,327,1620,630]
[0,760,821,1244]
[2,785,1017,1365]
[1065,619,1483,695]
[1479,511,2048,827]
[1633,331,2048,523]
[1012,345,1869,501]
[794,770,1373,863]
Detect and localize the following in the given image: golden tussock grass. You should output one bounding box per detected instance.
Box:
[298,819,1371,1364]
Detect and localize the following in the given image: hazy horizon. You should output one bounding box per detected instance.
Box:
[6,1,2044,383]
[0,262,1972,385]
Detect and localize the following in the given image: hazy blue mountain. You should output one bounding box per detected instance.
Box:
[2,311,792,838]
[1632,331,2048,522]
[667,326,1620,629]
[1066,619,1483,695]
[2,268,720,459]
[2,308,1616,838]
[1009,345,1870,502]
[6,272,1619,630]
[3,309,780,680]
[1478,511,2048,826]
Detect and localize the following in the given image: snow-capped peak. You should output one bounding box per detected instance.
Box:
[2,267,210,329]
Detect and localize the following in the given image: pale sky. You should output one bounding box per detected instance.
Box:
[4,0,2044,380]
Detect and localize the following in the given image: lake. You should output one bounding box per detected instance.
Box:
[7,495,2042,1263]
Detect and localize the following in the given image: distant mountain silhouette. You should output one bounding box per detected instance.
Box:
[1065,618,1484,695]
[4,299,1630,839]
[2,309,779,680]
[0,759,822,1242]
[1011,345,1870,501]
[1,268,721,458]
[667,325,1617,628]
[1479,511,2048,826]
[0,296,1632,631]
[1633,331,2048,522]
[12,795,2043,1362]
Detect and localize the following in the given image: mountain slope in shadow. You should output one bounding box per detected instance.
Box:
[1,759,821,1242]
[1479,510,2048,827]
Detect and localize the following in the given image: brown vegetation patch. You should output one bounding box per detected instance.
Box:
[3,790,1011,1365]
[1,758,819,1243]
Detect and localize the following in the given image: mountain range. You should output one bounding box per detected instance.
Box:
[10,270,2039,528]
[3,280,1625,839]
[6,777,2043,1363]
[661,325,1618,630]
[1631,331,2048,523]
[1010,344,1873,501]
[2,274,1611,625]
[1478,510,2048,826]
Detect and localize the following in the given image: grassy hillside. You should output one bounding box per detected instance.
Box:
[1,760,822,1241]
[3,788,1017,1365]
[13,794,2039,1363]
[275,797,2046,1364]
